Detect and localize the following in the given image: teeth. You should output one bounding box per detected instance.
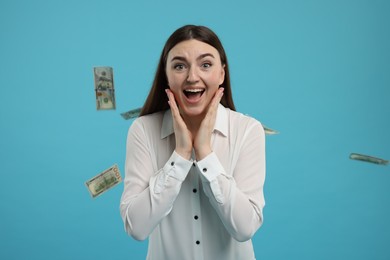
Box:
[185,89,204,93]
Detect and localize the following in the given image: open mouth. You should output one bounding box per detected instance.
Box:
[183,88,205,99]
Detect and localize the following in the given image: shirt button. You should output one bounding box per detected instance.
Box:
[171,161,174,166]
[192,162,196,167]
[194,215,198,220]
[196,240,200,245]
[202,168,207,172]
[192,188,197,193]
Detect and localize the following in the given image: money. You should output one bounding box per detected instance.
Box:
[85,164,122,198]
[262,125,279,135]
[93,67,116,110]
[349,153,389,165]
[121,107,142,120]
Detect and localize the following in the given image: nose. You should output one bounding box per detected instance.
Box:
[186,66,199,84]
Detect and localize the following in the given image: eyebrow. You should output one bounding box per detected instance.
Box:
[170,53,215,62]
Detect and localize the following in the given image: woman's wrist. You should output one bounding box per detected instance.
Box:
[195,147,212,161]
[175,148,192,160]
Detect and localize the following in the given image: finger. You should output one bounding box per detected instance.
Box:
[166,89,180,114]
[206,88,224,118]
[165,89,174,105]
[209,87,224,110]
[165,89,186,128]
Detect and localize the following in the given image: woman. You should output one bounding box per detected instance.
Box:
[120,25,266,260]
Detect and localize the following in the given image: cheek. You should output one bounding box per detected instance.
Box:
[166,72,182,89]
[206,73,224,87]
[218,68,225,85]
[167,79,181,93]
[205,67,225,86]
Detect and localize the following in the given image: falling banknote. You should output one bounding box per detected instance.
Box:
[85,164,122,198]
[121,107,142,120]
[93,66,116,110]
[349,153,389,166]
[262,125,279,135]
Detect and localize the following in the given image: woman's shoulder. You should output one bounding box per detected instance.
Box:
[226,108,263,128]
[129,110,166,131]
[224,108,265,140]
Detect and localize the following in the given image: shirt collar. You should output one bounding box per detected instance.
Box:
[161,103,228,139]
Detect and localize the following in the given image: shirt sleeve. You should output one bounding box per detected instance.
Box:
[119,119,193,241]
[197,120,266,242]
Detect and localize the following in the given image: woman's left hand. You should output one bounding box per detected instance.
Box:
[194,87,224,160]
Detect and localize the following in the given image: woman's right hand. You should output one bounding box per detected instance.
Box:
[166,89,193,160]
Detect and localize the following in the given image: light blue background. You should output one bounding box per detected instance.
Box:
[1,0,389,259]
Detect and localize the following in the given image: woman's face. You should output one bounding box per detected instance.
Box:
[166,39,225,119]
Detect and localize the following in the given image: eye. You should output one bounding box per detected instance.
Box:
[173,63,186,71]
[201,62,212,69]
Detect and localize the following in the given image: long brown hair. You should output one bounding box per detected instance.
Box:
[140,25,236,116]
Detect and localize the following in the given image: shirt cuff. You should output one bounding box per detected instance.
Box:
[162,151,193,181]
[196,152,225,182]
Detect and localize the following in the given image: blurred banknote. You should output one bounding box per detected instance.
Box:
[349,153,389,165]
[93,67,116,110]
[262,125,279,135]
[86,164,122,198]
[121,107,141,120]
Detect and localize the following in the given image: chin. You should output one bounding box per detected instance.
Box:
[181,106,206,118]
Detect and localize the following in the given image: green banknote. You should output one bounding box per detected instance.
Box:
[85,164,122,198]
[349,153,389,165]
[93,66,116,110]
[121,107,141,120]
[262,125,279,135]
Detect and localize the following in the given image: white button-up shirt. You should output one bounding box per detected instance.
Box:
[120,104,266,260]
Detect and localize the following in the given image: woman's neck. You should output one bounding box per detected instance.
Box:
[182,113,204,135]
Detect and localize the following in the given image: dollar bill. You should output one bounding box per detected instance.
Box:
[121,107,142,120]
[262,125,279,135]
[85,164,122,198]
[349,153,389,165]
[93,67,116,110]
